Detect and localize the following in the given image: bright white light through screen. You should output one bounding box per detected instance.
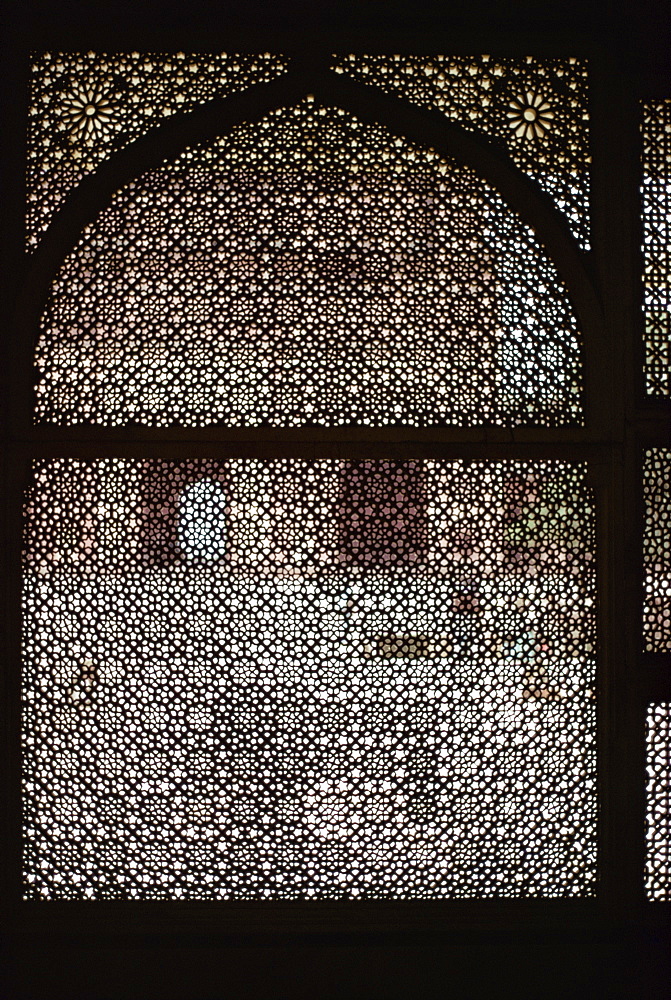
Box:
[178,479,227,563]
[22,459,597,901]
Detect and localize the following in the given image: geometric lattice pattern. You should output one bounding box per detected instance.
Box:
[646,704,671,900]
[333,55,591,249]
[34,101,583,428]
[642,101,671,396]
[643,449,671,653]
[23,459,597,900]
[26,52,288,249]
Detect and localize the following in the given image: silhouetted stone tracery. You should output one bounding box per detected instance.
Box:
[35,102,583,428]
[22,459,597,900]
[333,54,590,249]
[646,704,671,900]
[641,100,671,397]
[26,51,289,248]
[643,449,671,653]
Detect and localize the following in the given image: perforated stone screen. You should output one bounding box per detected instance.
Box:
[642,100,671,397]
[35,101,583,428]
[646,703,671,901]
[332,55,590,249]
[643,449,671,653]
[23,459,597,900]
[26,51,289,248]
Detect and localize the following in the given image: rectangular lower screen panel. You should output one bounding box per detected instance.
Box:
[22,459,597,899]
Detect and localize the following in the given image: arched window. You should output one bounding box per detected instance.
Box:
[20,56,602,904]
[5,12,670,998]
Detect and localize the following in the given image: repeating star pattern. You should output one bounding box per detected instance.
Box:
[35,102,583,428]
[332,54,591,249]
[26,51,289,249]
[22,459,597,900]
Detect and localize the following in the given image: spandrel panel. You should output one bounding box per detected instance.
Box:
[332,55,591,249]
[35,102,583,428]
[26,52,289,249]
[646,703,671,900]
[641,100,671,397]
[23,459,597,900]
[643,449,671,653]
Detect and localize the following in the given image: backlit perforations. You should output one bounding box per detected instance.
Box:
[23,459,597,900]
[646,704,671,900]
[35,102,583,428]
[643,449,671,653]
[642,100,671,396]
[27,52,288,249]
[332,55,590,249]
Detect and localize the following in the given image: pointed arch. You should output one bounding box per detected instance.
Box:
[15,65,605,430]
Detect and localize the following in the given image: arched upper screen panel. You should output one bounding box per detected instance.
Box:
[35,101,584,427]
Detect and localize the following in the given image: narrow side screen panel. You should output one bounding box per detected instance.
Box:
[646,703,671,901]
[643,449,671,653]
[642,100,671,397]
[22,459,597,900]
